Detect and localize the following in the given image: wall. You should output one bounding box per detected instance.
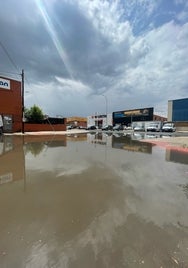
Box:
[174,121,188,131]
[172,98,188,121]
[153,114,167,122]
[24,123,66,132]
[0,136,25,183]
[168,100,173,121]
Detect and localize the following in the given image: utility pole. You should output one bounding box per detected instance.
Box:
[101,94,108,125]
[21,69,24,134]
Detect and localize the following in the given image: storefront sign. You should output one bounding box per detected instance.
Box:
[124,109,149,116]
[0,78,10,90]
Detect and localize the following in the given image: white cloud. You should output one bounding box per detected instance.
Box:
[55,77,92,95]
[107,20,188,113]
[1,0,188,117]
[76,0,132,43]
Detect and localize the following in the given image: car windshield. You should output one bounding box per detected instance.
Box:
[149,124,157,127]
[164,124,173,127]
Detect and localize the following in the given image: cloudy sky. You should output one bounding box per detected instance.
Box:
[0,0,188,117]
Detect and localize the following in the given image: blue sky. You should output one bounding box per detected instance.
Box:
[0,0,188,117]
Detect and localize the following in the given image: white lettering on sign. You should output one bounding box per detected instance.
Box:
[0,78,10,89]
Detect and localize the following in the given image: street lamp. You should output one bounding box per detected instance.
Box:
[101,94,108,125]
[21,69,24,134]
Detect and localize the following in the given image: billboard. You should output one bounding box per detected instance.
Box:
[113,107,153,125]
[113,108,151,118]
[0,77,10,90]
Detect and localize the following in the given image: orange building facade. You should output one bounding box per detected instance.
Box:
[0,76,22,132]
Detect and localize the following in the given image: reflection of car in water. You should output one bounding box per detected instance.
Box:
[113,133,122,138]
[145,134,158,139]
[0,135,3,155]
[0,115,3,135]
[132,132,145,140]
[162,123,176,132]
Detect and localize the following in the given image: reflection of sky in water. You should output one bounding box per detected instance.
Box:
[0,136,188,267]
[25,138,188,228]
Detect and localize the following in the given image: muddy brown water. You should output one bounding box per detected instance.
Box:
[0,133,188,268]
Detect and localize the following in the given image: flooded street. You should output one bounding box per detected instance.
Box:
[0,133,188,268]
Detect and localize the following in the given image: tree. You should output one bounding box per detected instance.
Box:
[25,105,44,123]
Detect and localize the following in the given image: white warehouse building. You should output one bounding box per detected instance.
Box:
[87,114,112,128]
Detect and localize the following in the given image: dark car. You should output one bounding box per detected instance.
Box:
[87,125,97,130]
[113,124,124,131]
[102,125,113,131]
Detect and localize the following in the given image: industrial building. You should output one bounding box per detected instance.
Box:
[66,117,87,128]
[0,76,22,132]
[168,98,188,122]
[87,114,112,128]
[87,107,167,129]
[113,107,154,126]
[0,76,67,133]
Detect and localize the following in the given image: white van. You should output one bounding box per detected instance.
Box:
[162,122,176,132]
[0,115,3,134]
[146,122,161,132]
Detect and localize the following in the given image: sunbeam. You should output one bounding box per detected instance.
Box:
[35,0,74,79]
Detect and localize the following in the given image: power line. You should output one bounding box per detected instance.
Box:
[0,40,20,73]
[0,71,21,81]
[0,71,20,76]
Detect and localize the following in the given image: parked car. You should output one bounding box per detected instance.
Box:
[102,125,113,131]
[134,126,145,132]
[87,125,97,130]
[78,126,86,129]
[146,123,161,132]
[126,126,133,130]
[113,124,124,131]
[66,125,74,130]
[162,123,176,132]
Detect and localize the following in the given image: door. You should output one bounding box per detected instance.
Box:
[3,115,12,132]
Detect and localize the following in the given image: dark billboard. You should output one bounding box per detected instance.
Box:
[113,107,153,125]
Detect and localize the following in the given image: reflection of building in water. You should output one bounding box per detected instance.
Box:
[24,135,67,156]
[0,135,68,185]
[166,149,188,165]
[0,136,25,184]
[66,134,87,142]
[87,132,152,154]
[87,132,112,146]
[24,135,67,145]
[0,135,13,155]
[112,135,152,154]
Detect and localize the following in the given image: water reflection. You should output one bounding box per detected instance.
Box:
[166,149,188,165]
[0,133,188,267]
[88,132,153,153]
[0,136,25,184]
[112,134,152,154]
